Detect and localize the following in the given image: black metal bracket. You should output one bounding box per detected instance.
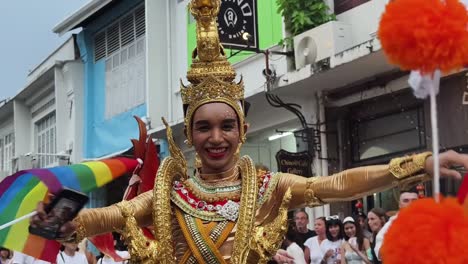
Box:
[265,93,322,157]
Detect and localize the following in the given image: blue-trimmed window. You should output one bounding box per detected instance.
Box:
[93,4,147,118]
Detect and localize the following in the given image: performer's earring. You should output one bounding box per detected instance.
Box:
[195,153,202,168]
[184,139,192,147]
[241,122,248,143]
[241,134,246,143]
[184,127,192,147]
[233,143,242,163]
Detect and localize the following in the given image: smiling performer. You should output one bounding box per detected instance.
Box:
[31,0,468,263]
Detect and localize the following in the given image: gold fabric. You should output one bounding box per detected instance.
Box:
[72,153,431,262]
[73,190,152,238]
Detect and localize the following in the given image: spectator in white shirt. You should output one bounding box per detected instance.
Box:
[322,216,344,264]
[56,242,87,264]
[96,234,130,264]
[374,188,419,261]
[283,227,306,264]
[0,247,13,264]
[11,251,51,264]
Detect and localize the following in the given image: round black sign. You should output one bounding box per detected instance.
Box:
[217,0,256,48]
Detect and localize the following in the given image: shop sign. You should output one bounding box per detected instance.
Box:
[276,149,313,177]
[217,0,259,51]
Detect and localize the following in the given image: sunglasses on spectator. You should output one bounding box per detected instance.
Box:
[326,215,340,221]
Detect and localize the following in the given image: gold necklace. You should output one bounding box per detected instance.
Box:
[198,165,239,181]
[183,166,241,202]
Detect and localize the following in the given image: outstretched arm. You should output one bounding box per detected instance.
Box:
[266,151,468,210]
[278,152,431,208]
[44,190,153,242]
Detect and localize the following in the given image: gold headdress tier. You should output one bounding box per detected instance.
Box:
[181,0,246,146]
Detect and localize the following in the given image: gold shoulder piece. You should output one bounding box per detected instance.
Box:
[115,201,159,263]
[152,157,182,264]
[255,187,292,263]
[305,177,325,207]
[231,156,259,264]
[389,152,432,179]
[161,117,187,180]
[241,188,292,264]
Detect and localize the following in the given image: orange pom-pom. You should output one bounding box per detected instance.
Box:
[378,0,468,74]
[382,197,468,264]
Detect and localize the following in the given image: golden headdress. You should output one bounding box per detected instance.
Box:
[181,0,246,146]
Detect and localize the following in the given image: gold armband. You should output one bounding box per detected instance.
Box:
[304,177,324,207]
[74,219,87,242]
[57,218,87,244]
[115,200,134,217]
[389,152,432,179]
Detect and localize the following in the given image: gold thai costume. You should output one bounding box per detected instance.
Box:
[65,1,433,263]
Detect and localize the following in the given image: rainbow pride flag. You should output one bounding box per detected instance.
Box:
[0,157,138,262]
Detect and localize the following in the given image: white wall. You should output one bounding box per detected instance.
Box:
[55,66,68,158]
[8,35,83,169]
[26,37,76,86]
[336,0,389,46]
[146,0,171,130]
[170,0,190,125]
[234,51,288,98]
[241,133,297,172]
[13,101,31,156]
[54,60,84,163]
[30,89,55,151]
[68,61,85,163]
[0,118,14,138]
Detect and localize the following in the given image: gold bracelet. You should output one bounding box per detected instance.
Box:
[73,218,87,243]
[389,152,432,179]
[413,152,432,170]
[56,218,86,244]
[304,177,324,207]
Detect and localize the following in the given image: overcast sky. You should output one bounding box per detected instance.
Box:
[0,0,90,101]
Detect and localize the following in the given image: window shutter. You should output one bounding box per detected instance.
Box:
[135,6,146,38]
[107,23,120,55]
[93,4,145,62]
[94,32,106,61]
[120,14,135,47]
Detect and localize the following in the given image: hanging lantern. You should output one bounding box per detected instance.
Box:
[416,184,425,198]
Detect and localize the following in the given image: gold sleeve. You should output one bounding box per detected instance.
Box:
[275,152,432,209]
[72,190,153,241]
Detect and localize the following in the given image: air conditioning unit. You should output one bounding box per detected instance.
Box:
[11,155,35,171]
[293,21,353,70]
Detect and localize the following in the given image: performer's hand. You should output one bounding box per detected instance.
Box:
[29,201,77,239]
[425,150,468,179]
[273,249,295,264]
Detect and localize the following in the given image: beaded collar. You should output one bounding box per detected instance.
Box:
[181,167,242,203]
[171,171,278,221]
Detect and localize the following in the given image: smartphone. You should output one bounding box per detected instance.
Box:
[29,188,89,240]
